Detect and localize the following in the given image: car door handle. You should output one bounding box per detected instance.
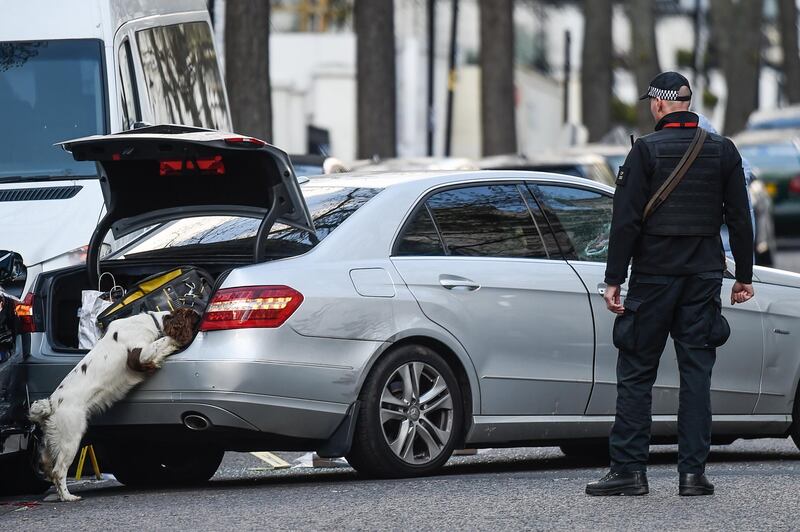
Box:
[439,275,481,291]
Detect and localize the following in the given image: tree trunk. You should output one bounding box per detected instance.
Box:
[778,0,800,103]
[479,0,517,156]
[225,0,271,140]
[710,0,763,135]
[581,0,613,142]
[355,0,397,159]
[627,0,661,133]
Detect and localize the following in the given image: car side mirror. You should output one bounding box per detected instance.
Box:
[0,251,26,297]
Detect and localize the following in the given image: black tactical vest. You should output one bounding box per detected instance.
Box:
[641,126,724,236]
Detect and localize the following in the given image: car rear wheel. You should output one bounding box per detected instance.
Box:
[108,445,223,488]
[0,450,50,496]
[346,344,463,478]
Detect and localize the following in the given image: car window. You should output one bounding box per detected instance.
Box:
[0,39,106,181]
[533,185,613,262]
[118,186,380,257]
[739,143,800,172]
[118,40,140,131]
[136,22,228,130]
[422,184,547,258]
[395,205,446,256]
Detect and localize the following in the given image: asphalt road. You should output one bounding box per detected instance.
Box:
[4,248,800,530]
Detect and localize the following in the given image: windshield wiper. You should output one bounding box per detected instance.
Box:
[0,174,97,184]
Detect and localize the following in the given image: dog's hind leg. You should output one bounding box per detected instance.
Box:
[50,412,87,502]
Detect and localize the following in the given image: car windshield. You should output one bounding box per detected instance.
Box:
[0,39,106,181]
[118,186,381,257]
[739,143,800,172]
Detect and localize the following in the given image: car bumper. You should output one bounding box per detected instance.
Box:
[773,201,800,235]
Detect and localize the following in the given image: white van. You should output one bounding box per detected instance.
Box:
[0,0,230,494]
[0,0,231,293]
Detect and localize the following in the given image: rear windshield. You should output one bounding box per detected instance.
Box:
[739,143,800,173]
[119,186,381,258]
[0,39,106,181]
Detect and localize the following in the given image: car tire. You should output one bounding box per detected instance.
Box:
[791,387,800,451]
[108,445,223,488]
[346,344,463,478]
[0,450,50,496]
[559,442,610,460]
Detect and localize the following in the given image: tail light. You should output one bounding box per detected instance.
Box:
[224,136,267,147]
[159,156,225,176]
[200,286,303,331]
[789,175,800,195]
[15,293,42,333]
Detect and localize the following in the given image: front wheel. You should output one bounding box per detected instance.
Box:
[107,445,223,488]
[346,344,463,478]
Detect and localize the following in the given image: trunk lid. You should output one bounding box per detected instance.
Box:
[60,125,315,282]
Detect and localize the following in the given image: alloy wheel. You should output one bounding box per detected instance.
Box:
[379,361,454,465]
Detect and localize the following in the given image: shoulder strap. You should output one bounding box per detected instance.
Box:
[642,127,708,221]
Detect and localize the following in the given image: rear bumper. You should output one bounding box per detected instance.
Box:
[773,201,800,235]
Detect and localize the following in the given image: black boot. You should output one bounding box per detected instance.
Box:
[679,473,714,496]
[585,471,649,496]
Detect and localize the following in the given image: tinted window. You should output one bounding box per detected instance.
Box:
[534,185,613,262]
[395,206,446,256]
[118,41,140,130]
[120,187,380,257]
[425,185,547,258]
[136,22,228,129]
[0,39,106,180]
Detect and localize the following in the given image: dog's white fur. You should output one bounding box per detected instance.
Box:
[28,311,181,502]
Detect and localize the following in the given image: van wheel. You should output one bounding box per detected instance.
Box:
[346,344,463,478]
[109,445,223,487]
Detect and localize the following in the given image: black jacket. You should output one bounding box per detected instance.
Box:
[604,111,754,286]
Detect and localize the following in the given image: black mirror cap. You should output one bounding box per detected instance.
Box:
[0,251,26,298]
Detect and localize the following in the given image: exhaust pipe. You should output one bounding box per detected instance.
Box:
[183,413,211,431]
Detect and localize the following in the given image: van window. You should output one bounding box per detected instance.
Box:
[0,39,106,181]
[136,22,228,130]
[118,40,140,130]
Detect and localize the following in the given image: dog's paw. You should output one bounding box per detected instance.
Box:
[61,493,82,502]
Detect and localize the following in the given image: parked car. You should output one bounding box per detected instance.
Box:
[0,0,231,492]
[734,130,800,237]
[478,153,617,187]
[561,144,630,177]
[746,105,800,131]
[7,127,800,489]
[289,154,349,177]
[349,157,478,172]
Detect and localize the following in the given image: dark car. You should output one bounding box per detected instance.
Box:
[478,153,617,187]
[734,130,800,237]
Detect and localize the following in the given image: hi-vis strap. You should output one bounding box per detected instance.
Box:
[642,127,708,221]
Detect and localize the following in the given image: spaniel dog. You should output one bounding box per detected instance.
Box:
[28,307,200,501]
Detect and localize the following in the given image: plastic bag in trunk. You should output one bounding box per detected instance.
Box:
[78,273,123,349]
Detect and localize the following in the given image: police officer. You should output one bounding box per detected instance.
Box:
[585,72,754,497]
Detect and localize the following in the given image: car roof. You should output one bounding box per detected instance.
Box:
[478,152,608,169]
[748,105,800,125]
[733,129,800,146]
[304,170,615,194]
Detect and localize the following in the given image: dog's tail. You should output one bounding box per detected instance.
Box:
[29,399,53,424]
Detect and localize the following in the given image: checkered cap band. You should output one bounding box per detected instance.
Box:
[646,85,691,101]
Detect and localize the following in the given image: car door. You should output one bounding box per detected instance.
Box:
[530,182,764,416]
[390,182,595,415]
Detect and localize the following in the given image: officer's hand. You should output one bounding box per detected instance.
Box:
[604,284,625,314]
[731,282,754,305]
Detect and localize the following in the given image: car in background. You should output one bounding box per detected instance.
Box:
[478,153,616,187]
[746,105,800,131]
[349,157,478,172]
[0,0,230,495]
[734,130,800,237]
[289,154,349,177]
[562,144,630,177]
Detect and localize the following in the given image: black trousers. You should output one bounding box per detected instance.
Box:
[609,271,726,474]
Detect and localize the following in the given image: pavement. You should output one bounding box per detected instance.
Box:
[3,247,800,530]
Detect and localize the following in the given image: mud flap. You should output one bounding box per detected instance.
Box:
[316,400,361,458]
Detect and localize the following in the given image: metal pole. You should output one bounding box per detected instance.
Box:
[444,0,459,157]
[692,0,701,88]
[563,30,571,124]
[427,0,436,156]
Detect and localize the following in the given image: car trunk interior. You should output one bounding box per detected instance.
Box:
[41,237,308,352]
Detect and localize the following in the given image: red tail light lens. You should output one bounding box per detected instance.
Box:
[224,136,267,147]
[200,286,304,331]
[789,175,800,195]
[15,293,41,333]
[159,156,225,176]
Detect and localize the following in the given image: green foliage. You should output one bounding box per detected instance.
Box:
[702,89,719,109]
[611,96,637,127]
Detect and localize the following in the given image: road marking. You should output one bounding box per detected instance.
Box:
[250,451,290,469]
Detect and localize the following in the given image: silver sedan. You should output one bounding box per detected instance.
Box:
[23,131,800,484]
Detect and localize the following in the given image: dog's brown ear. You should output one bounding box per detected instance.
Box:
[163,307,201,346]
[127,348,145,372]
